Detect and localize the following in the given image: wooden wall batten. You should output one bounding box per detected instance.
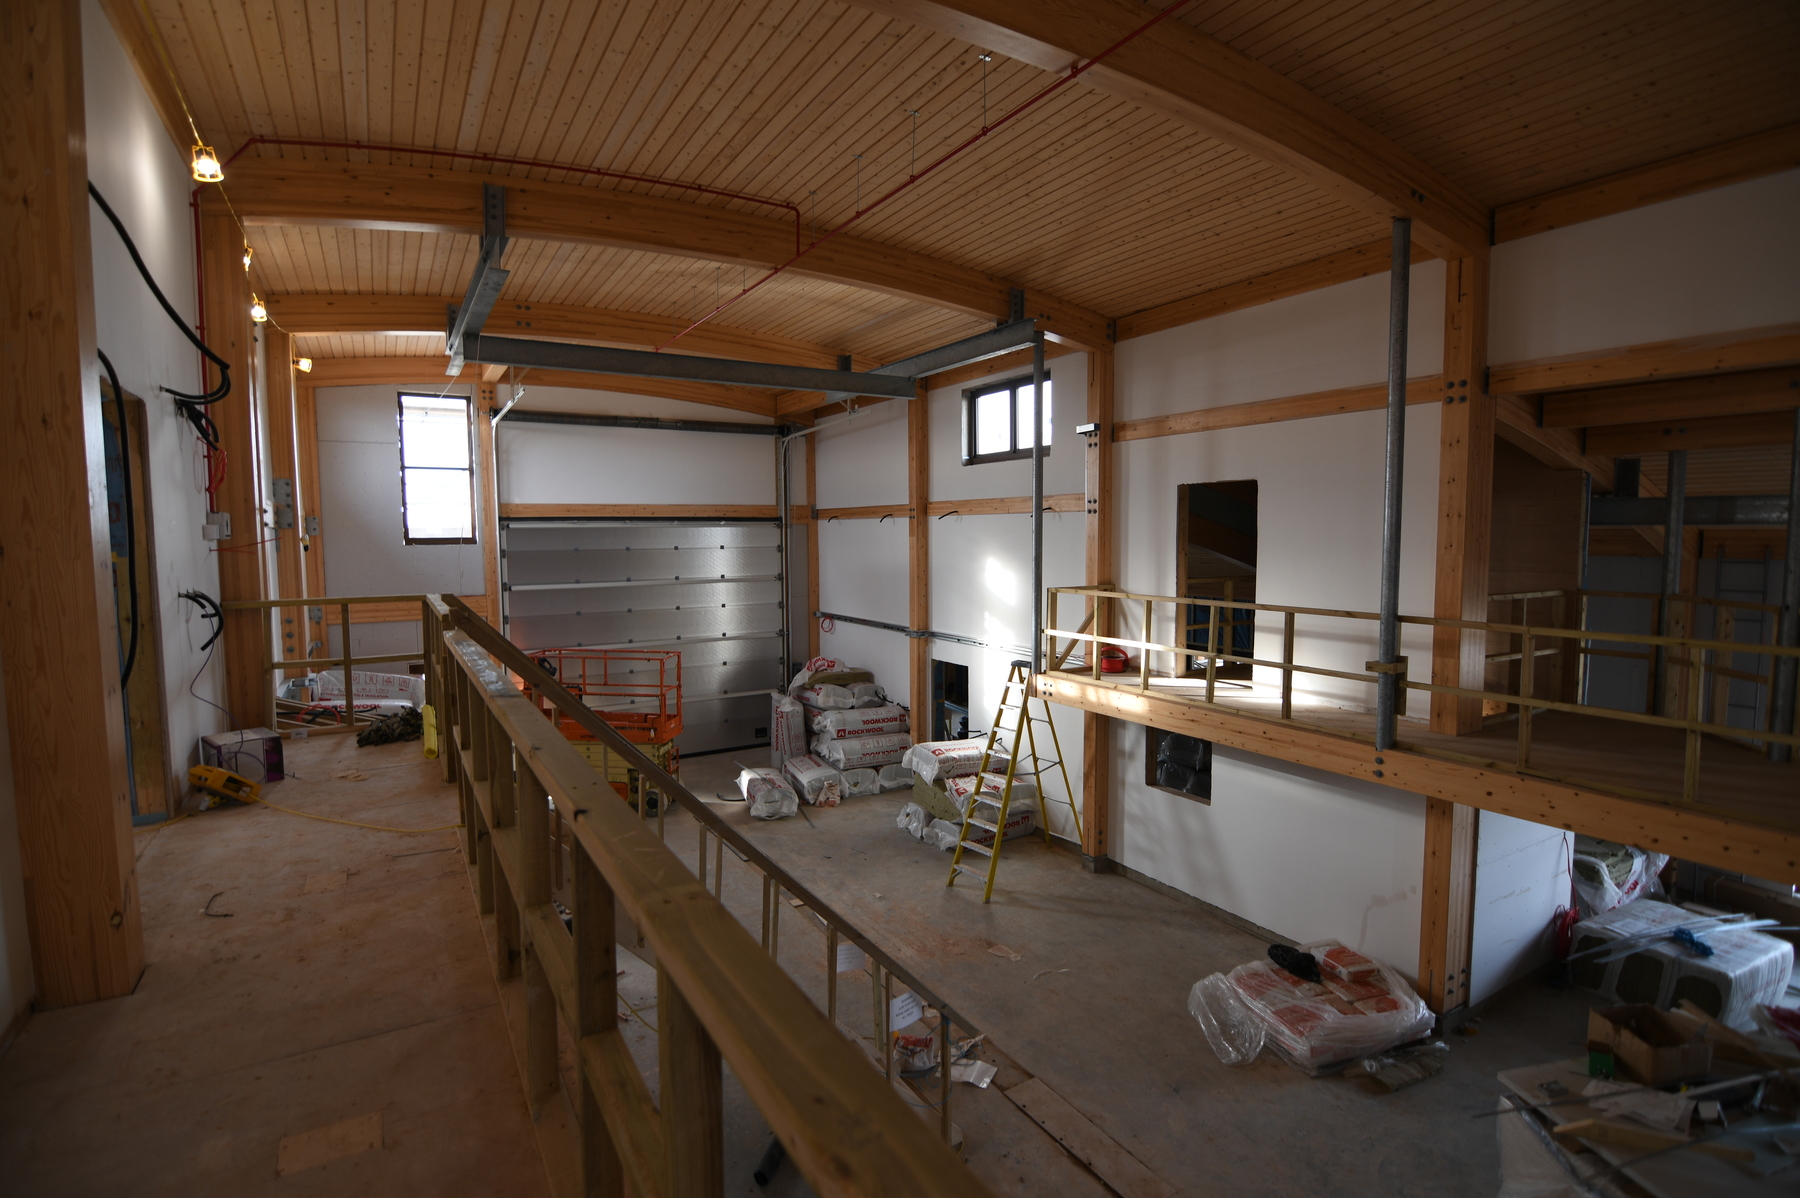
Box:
[476,383,502,622]
[0,0,144,1006]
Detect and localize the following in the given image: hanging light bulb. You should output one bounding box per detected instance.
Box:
[250,294,268,323]
[190,144,223,183]
[293,357,313,373]
[241,244,254,271]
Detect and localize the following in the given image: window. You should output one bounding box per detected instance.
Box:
[397,393,475,543]
[963,374,1051,464]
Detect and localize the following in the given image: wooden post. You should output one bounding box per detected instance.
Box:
[264,330,307,678]
[295,384,327,656]
[1082,350,1115,867]
[660,966,724,1196]
[806,433,821,659]
[1417,798,1476,1015]
[574,847,623,1196]
[200,212,270,728]
[908,381,930,713]
[476,382,501,623]
[0,0,145,1005]
[1431,256,1494,735]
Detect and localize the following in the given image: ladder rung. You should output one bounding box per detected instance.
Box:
[952,861,990,878]
[955,840,993,856]
[966,817,1000,832]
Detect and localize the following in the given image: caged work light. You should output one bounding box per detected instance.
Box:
[190,144,223,183]
[241,244,254,271]
[293,357,313,373]
[249,295,268,323]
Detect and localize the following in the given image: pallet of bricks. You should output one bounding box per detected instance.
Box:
[767,657,911,807]
[523,647,681,809]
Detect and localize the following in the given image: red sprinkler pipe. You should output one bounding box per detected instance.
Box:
[216,137,806,254]
[657,0,1196,350]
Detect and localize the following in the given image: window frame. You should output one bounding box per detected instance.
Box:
[961,372,1052,465]
[395,391,477,546]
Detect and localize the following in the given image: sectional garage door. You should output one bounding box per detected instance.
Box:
[501,519,785,755]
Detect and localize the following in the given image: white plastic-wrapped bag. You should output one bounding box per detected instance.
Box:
[876,763,912,792]
[1572,835,1668,917]
[770,694,807,765]
[811,703,910,739]
[736,768,800,820]
[1219,941,1432,1075]
[842,768,881,797]
[1187,972,1266,1066]
[896,801,930,839]
[813,733,911,770]
[902,740,990,784]
[947,772,1037,817]
[796,684,856,710]
[926,818,962,851]
[783,754,844,807]
[849,682,888,708]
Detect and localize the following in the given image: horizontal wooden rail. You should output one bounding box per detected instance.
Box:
[427,596,989,1198]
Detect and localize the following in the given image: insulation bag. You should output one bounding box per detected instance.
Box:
[812,733,911,770]
[849,682,888,708]
[796,684,856,710]
[735,767,800,821]
[1197,940,1432,1075]
[782,754,845,807]
[902,740,992,785]
[1572,835,1668,917]
[811,703,910,739]
[842,768,881,797]
[946,772,1037,817]
[896,801,930,840]
[770,694,808,765]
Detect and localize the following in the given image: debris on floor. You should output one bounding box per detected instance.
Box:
[356,706,423,747]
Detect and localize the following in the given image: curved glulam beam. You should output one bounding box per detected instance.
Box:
[206,159,1112,351]
[851,0,1490,260]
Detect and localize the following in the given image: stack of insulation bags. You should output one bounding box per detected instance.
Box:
[769,658,912,805]
[900,740,1038,850]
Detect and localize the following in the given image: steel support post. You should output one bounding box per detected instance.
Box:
[1375,218,1412,750]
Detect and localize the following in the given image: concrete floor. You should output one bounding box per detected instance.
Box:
[681,750,1600,1198]
[0,734,550,1197]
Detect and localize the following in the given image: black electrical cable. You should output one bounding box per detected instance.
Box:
[86,181,231,409]
[99,350,139,685]
[180,589,225,650]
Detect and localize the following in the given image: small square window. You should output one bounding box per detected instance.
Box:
[397,393,476,544]
[963,374,1052,465]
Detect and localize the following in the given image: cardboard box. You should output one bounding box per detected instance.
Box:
[200,728,285,783]
[1586,1005,1712,1085]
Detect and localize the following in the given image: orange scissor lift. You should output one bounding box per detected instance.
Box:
[523,648,682,808]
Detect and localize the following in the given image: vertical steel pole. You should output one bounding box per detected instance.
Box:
[1375,217,1411,750]
[1031,331,1046,674]
[1653,449,1688,715]
[1771,410,1800,762]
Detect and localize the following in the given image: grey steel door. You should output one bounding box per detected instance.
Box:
[501,519,784,755]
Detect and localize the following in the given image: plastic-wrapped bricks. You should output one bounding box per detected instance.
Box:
[811,732,911,770]
[1188,940,1432,1075]
[735,767,800,820]
[782,754,845,806]
[1569,899,1794,1030]
[810,703,910,739]
[902,740,991,785]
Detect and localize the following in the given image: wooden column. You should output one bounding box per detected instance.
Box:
[295,384,327,653]
[1421,256,1489,1016]
[660,967,724,1195]
[200,212,269,726]
[264,330,307,676]
[908,382,930,712]
[1431,256,1494,735]
[476,382,501,623]
[1081,350,1116,867]
[1417,798,1477,1015]
[806,434,821,659]
[0,0,145,1005]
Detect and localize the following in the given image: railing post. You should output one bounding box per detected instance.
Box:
[826,925,839,1024]
[660,966,724,1197]
[1517,631,1534,769]
[1684,648,1705,802]
[340,602,355,729]
[1281,611,1296,720]
[1204,603,1220,703]
[493,743,520,980]
[1092,595,1104,680]
[1139,599,1152,690]
[574,845,623,1196]
[516,763,559,1116]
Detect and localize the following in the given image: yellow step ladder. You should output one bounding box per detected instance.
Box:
[946,661,1082,902]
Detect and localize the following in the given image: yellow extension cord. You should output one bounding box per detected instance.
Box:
[247,792,464,834]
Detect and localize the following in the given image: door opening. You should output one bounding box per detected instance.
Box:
[1177,480,1258,682]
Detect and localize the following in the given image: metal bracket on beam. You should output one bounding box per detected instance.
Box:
[446,183,510,376]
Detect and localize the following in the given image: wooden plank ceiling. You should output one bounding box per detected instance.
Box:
[149,0,1799,366]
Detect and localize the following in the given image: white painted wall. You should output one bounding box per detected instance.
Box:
[82,0,226,782]
[1469,814,1573,1006]
[1491,170,1800,364]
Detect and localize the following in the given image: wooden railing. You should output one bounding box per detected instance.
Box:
[1045,586,1800,807]
[424,595,990,1198]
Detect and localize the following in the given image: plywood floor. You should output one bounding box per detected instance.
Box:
[0,735,550,1197]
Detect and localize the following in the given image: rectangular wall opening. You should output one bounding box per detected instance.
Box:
[1176,480,1258,682]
